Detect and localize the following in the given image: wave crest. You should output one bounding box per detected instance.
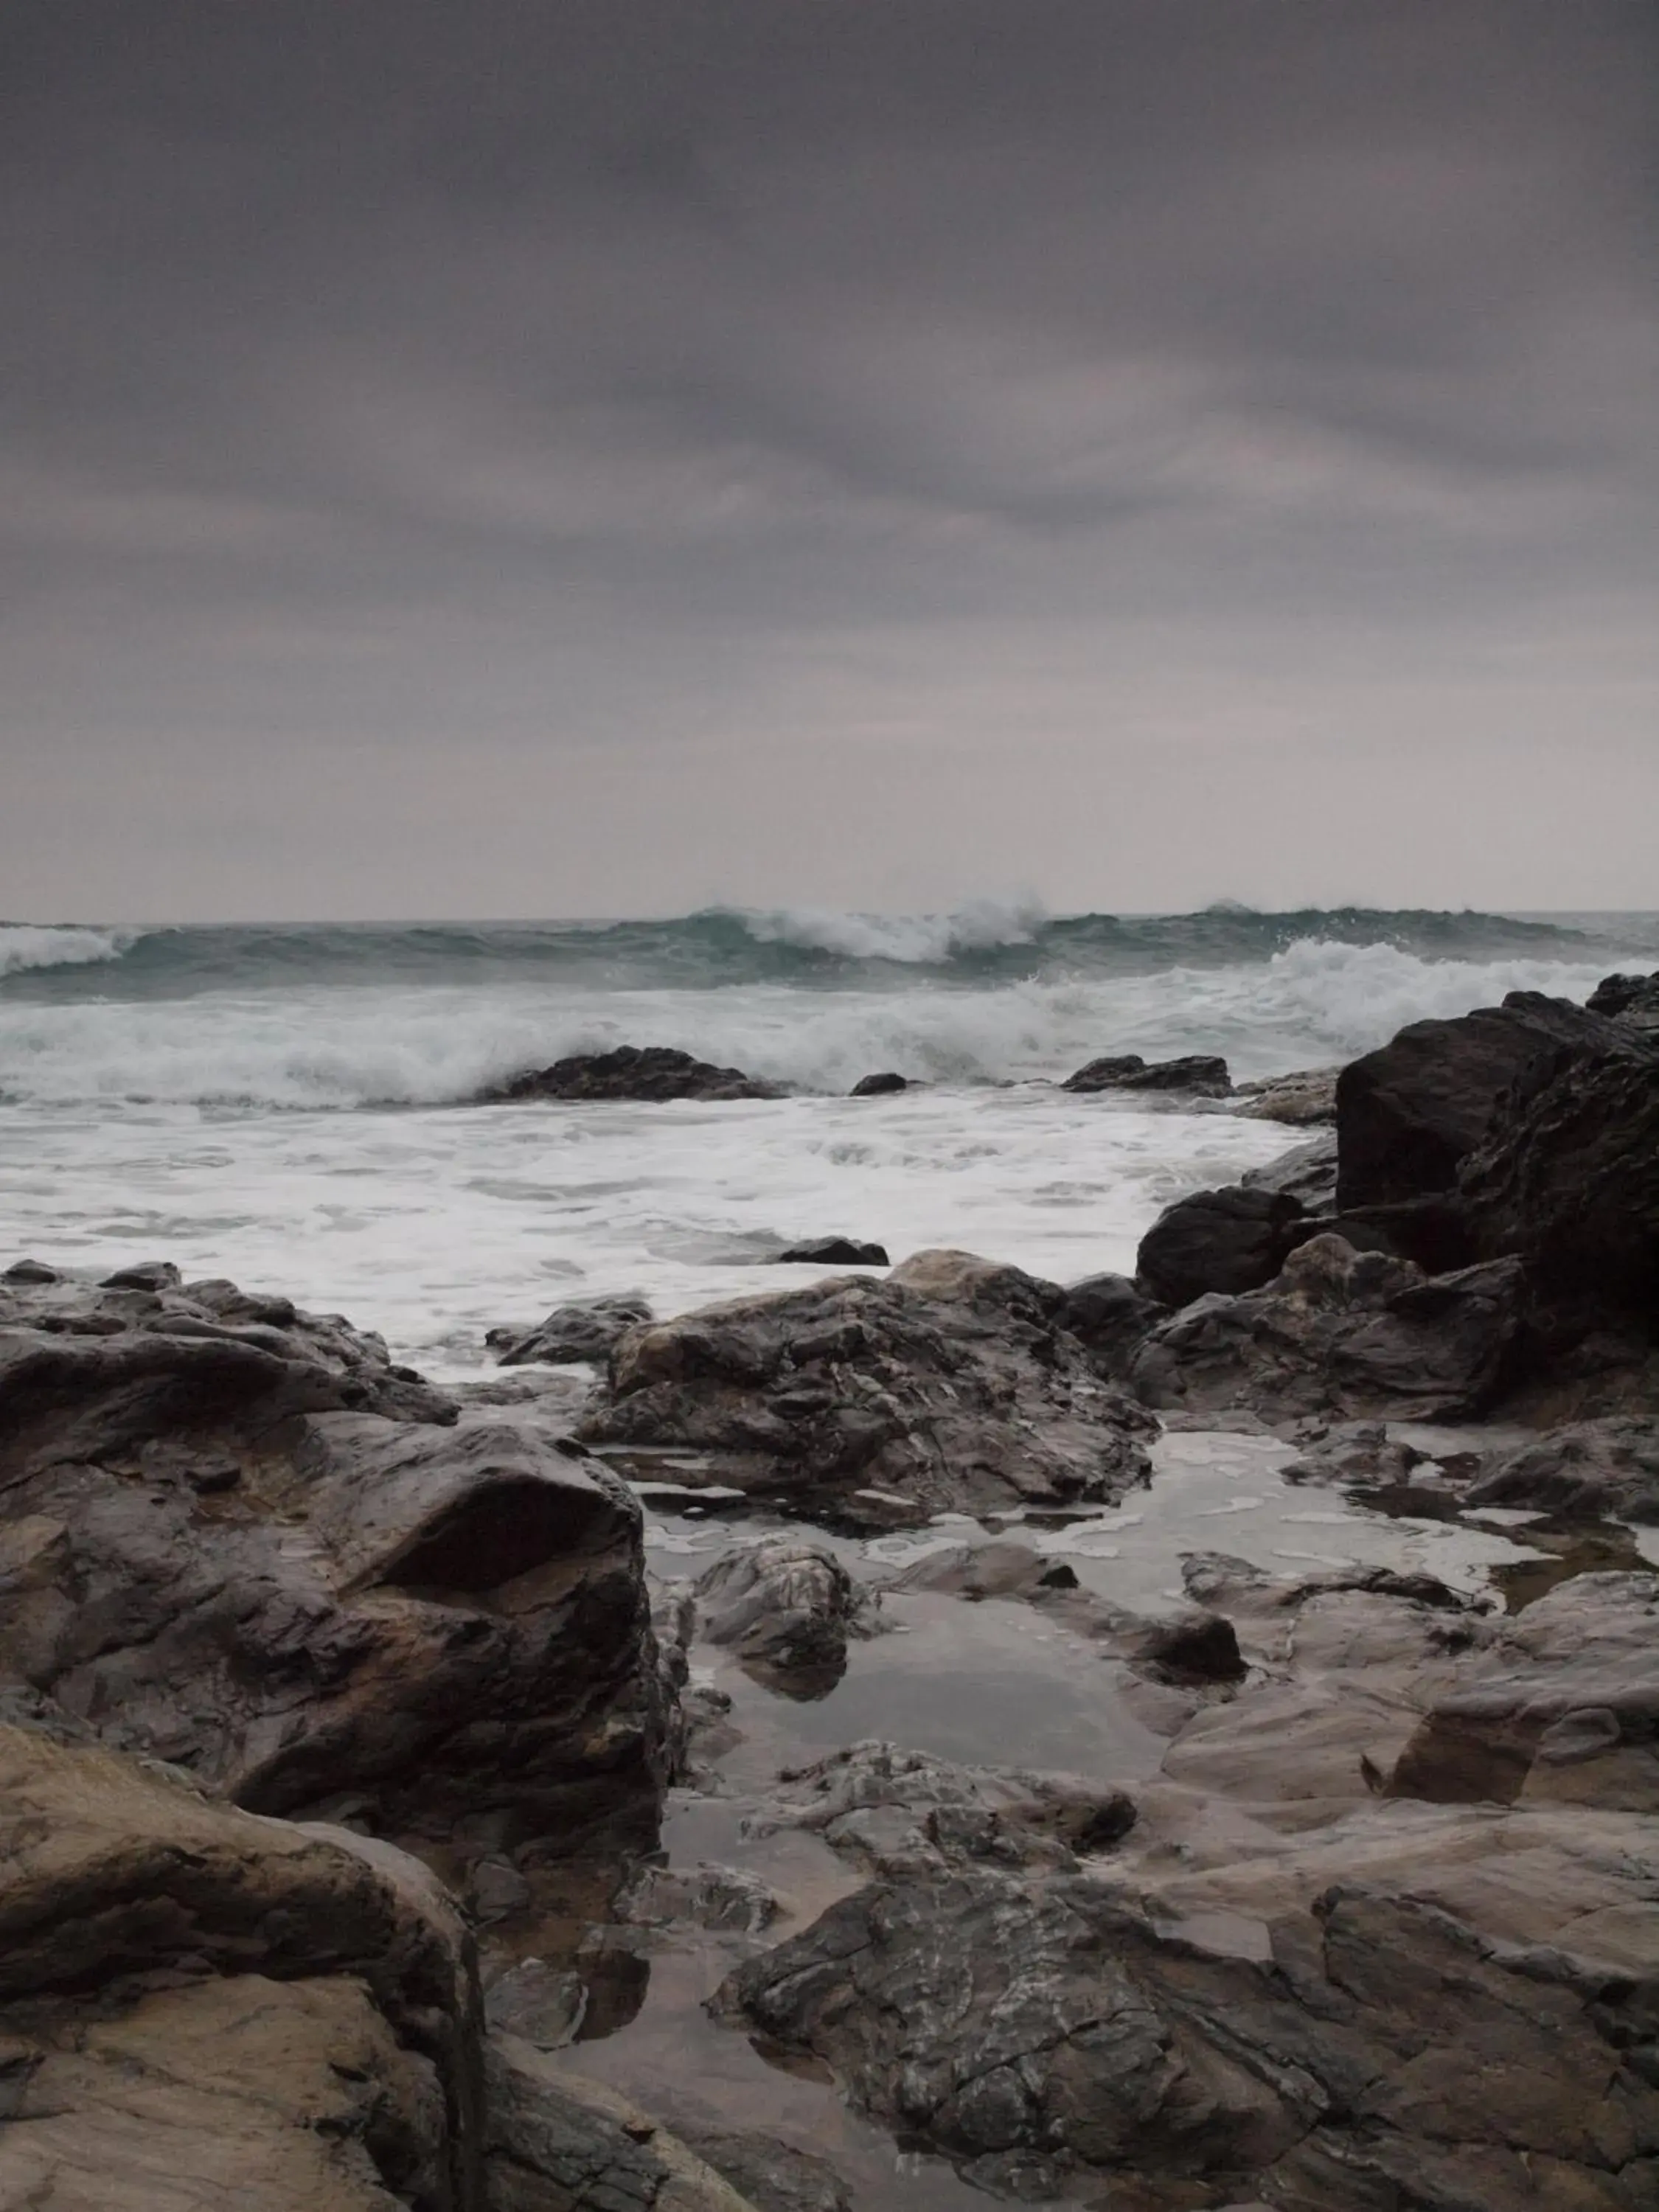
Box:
[737,897,1047,964]
[0,924,134,981]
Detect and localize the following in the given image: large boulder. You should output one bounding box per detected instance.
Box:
[488,1293,655,1367]
[0,1268,673,1858]
[1135,1184,1310,1308]
[692,1536,876,1695]
[577,1250,1158,1526]
[1457,1035,1659,1343]
[1127,1233,1525,1422]
[0,1722,479,2211]
[714,1801,1659,2208]
[1467,1418,1659,1522]
[479,1046,782,1103]
[1588,969,1659,1036]
[1334,990,1618,1210]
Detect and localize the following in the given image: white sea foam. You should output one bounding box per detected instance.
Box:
[0,923,133,979]
[0,937,1617,1108]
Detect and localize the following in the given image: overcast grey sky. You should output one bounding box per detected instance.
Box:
[2,1,1655,920]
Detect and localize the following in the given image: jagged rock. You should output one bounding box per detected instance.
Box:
[692,1536,876,1696]
[486,2040,763,2212]
[0,1270,672,1856]
[0,1723,477,2211]
[669,2127,850,2212]
[1231,1067,1340,1124]
[849,1071,908,1096]
[1135,1184,1310,1309]
[1388,1571,1659,1812]
[714,1801,1659,2206]
[614,1860,779,1934]
[577,1250,1157,1526]
[1588,969,1659,1034]
[1467,1418,1659,1522]
[1054,1271,1165,1376]
[1062,1052,1232,1097]
[1240,1130,1338,1212]
[1334,990,1620,1210]
[755,1741,1135,1879]
[1457,1034,1659,1343]
[1128,1233,1526,1423]
[489,1293,655,1367]
[771,1238,888,1267]
[479,1046,784,1103]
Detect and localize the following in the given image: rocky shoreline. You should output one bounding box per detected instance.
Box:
[0,970,1655,2209]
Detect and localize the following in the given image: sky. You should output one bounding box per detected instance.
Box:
[2,1,1655,922]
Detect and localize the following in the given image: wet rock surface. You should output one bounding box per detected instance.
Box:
[692,1536,878,1696]
[1239,1130,1338,1212]
[1135,1183,1310,1309]
[490,1292,657,1367]
[0,1267,672,1857]
[577,1249,1158,1525]
[481,1046,785,1103]
[848,1072,908,1097]
[1128,1233,1526,1423]
[1231,1066,1340,1124]
[1062,1051,1232,1096]
[771,1239,889,1267]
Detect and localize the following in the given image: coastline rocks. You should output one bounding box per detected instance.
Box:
[1240,1130,1338,1212]
[1135,1184,1310,1309]
[771,1238,889,1267]
[1458,1034,1659,1342]
[849,1071,908,1096]
[1589,969,1659,1034]
[1467,1418,1659,1522]
[693,1536,876,1695]
[480,1046,785,1104]
[1127,1233,1525,1422]
[714,1803,1659,2207]
[0,1269,673,1856]
[1062,1051,1232,1098]
[0,1722,478,2210]
[1054,1271,1165,1376]
[577,1251,1158,1525]
[1334,990,1617,1210]
[1231,1066,1340,1124]
[489,1292,655,1367]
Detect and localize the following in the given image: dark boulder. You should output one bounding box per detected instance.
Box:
[1128,1232,1526,1423]
[577,1248,1157,1525]
[480,1045,784,1102]
[1334,990,1618,1210]
[771,1237,888,1266]
[1457,1036,1659,1342]
[1135,1184,1309,1308]
[1063,1052,1231,1097]
[488,1291,655,1366]
[1588,970,1659,1034]
[849,1071,908,1096]
[1055,1272,1164,1376]
[1241,1130,1338,1212]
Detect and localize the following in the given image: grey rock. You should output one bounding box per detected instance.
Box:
[484,1958,588,2048]
[693,1536,874,1695]
[0,1270,674,1855]
[491,1293,656,1368]
[1231,1067,1340,1124]
[1467,1418,1659,1522]
[1063,1051,1232,1096]
[1587,969,1659,1034]
[1135,1184,1310,1308]
[1240,1130,1338,1212]
[614,1860,778,1935]
[577,1248,1157,1525]
[1055,1271,1164,1376]
[1127,1233,1525,1423]
[479,1045,784,1103]
[849,1071,908,1097]
[669,2127,849,2212]
[2,1257,62,1284]
[770,1239,888,1267]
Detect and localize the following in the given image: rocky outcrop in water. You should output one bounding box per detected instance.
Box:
[488,1292,656,1367]
[1127,1233,1525,1422]
[0,1266,673,1860]
[1589,968,1659,1034]
[692,1536,877,1696]
[481,1046,785,1103]
[577,1250,1157,1526]
[1231,1065,1340,1123]
[848,1071,908,1096]
[771,1239,888,1267]
[1062,1051,1232,1097]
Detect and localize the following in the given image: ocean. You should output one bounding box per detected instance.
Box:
[2,902,1653,1380]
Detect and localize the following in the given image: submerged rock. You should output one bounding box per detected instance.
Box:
[1128,1232,1525,1422]
[577,1249,1157,1524]
[1062,1051,1232,1097]
[489,1290,655,1366]
[480,1044,785,1102]
[849,1071,908,1096]
[1135,1183,1310,1309]
[771,1237,889,1266]
[0,1267,673,1855]
[693,1534,877,1696]
[1334,990,1618,1210]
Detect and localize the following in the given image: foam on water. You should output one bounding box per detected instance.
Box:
[0,922,134,979]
